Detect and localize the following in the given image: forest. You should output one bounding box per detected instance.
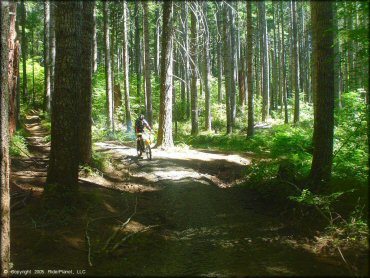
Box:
[0,0,369,276]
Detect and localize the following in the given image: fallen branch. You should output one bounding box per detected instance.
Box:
[337,247,355,277]
[11,142,44,166]
[282,180,331,224]
[102,196,138,252]
[85,219,93,267]
[111,225,160,252]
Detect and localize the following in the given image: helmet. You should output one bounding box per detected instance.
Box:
[139,114,144,120]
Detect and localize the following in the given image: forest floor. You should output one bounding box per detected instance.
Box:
[9,113,368,276]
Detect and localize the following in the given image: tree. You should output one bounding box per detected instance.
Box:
[20,0,28,102]
[49,1,55,114]
[93,4,98,73]
[78,0,94,164]
[246,1,254,137]
[134,2,142,97]
[223,3,232,134]
[309,1,335,185]
[203,2,211,131]
[46,1,82,191]
[1,1,11,274]
[122,0,132,132]
[103,1,114,132]
[142,1,153,126]
[190,3,198,135]
[157,0,174,148]
[280,2,289,124]
[8,1,19,136]
[258,1,270,122]
[43,0,51,113]
[291,1,300,123]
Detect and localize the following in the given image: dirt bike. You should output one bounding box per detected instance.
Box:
[136,132,154,160]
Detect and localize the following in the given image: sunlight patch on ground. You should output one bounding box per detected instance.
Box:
[80,176,160,193]
[95,142,251,166]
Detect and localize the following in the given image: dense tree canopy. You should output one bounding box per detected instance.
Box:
[1,1,369,276]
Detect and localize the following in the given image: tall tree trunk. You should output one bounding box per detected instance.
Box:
[155,5,161,76]
[229,3,237,128]
[184,2,190,119]
[47,1,82,193]
[203,2,211,131]
[103,1,114,131]
[272,3,278,111]
[216,6,223,103]
[31,28,35,106]
[291,1,299,123]
[157,0,174,148]
[20,0,28,102]
[93,4,98,73]
[142,1,153,126]
[333,2,342,109]
[238,45,246,109]
[134,2,142,97]
[78,0,94,164]
[280,1,288,124]
[8,1,18,136]
[246,1,254,137]
[49,1,55,114]
[180,1,187,119]
[276,4,283,111]
[1,1,11,273]
[190,4,198,136]
[43,0,51,113]
[259,1,270,122]
[122,0,132,132]
[223,3,232,134]
[310,1,335,185]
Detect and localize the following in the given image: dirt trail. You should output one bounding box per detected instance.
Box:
[10,114,361,277]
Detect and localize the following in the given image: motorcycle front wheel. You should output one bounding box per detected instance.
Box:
[145,143,152,160]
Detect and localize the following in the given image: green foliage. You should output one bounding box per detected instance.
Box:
[19,58,45,109]
[10,131,29,157]
[90,150,111,172]
[333,91,367,183]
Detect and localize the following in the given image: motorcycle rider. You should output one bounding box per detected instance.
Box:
[135,114,152,156]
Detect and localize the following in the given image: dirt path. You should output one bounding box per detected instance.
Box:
[10,114,362,276]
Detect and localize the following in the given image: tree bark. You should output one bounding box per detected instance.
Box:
[122,0,132,132]
[155,5,161,76]
[216,5,223,103]
[203,2,211,131]
[78,0,94,165]
[190,4,198,136]
[8,1,18,136]
[223,3,232,134]
[291,1,300,123]
[20,0,27,102]
[49,1,55,114]
[134,2,142,97]
[142,1,153,126]
[310,1,335,185]
[47,1,82,193]
[1,1,11,274]
[259,1,270,122]
[280,1,289,124]
[157,0,174,148]
[103,1,114,132]
[246,1,254,137]
[43,0,51,113]
[93,4,98,73]
[229,3,237,128]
